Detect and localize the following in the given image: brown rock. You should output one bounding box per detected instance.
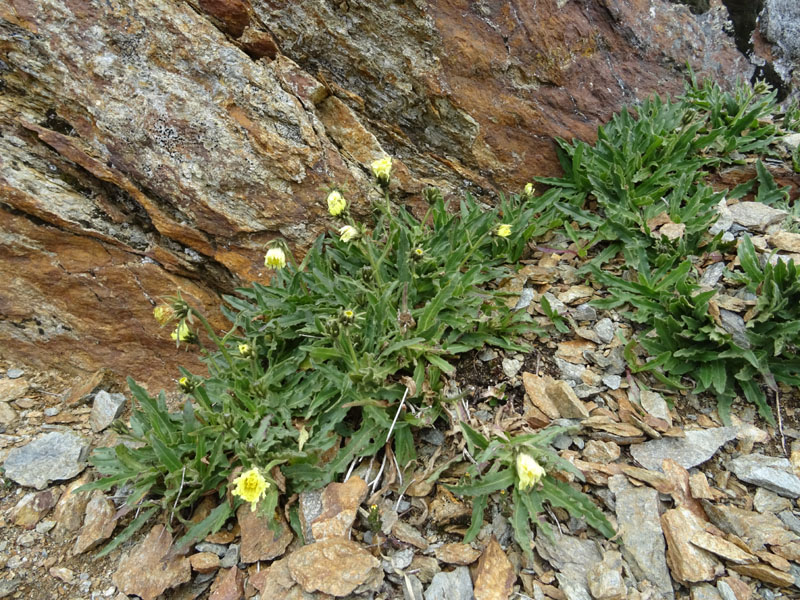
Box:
[546,381,590,420]
[52,474,92,539]
[63,369,117,406]
[701,502,798,550]
[434,543,481,565]
[0,377,28,402]
[112,524,191,600]
[582,440,621,464]
[771,541,800,563]
[49,566,75,584]
[717,575,752,600]
[522,372,559,420]
[250,556,295,598]
[0,401,17,425]
[557,285,595,305]
[310,476,368,541]
[73,490,118,555]
[190,552,221,574]
[9,488,60,529]
[661,507,724,584]
[768,231,800,253]
[287,537,382,597]
[208,567,244,600]
[430,486,472,526]
[409,555,440,584]
[392,520,428,550]
[729,563,795,588]
[689,472,718,501]
[689,531,757,565]
[237,505,293,564]
[473,537,516,600]
[753,550,791,572]
[586,551,627,600]
[555,340,596,364]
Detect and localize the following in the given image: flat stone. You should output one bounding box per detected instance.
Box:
[541,292,567,316]
[700,262,726,287]
[779,511,800,536]
[6,368,24,379]
[392,520,429,550]
[113,524,191,600]
[612,482,673,599]
[728,202,788,231]
[586,553,625,600]
[691,583,723,600]
[593,318,615,344]
[689,472,717,500]
[716,575,751,600]
[630,427,737,472]
[753,488,794,514]
[49,566,75,584]
[573,304,597,321]
[287,537,382,596]
[601,375,621,390]
[190,552,221,574]
[0,402,17,426]
[383,547,415,573]
[89,390,127,432]
[0,580,20,598]
[249,556,297,599]
[582,440,620,464]
[689,531,757,564]
[729,454,800,498]
[473,537,515,600]
[208,567,244,600]
[729,563,795,588]
[0,378,28,402]
[554,358,587,383]
[237,504,293,563]
[558,285,595,305]
[3,430,89,489]
[522,372,560,420]
[662,507,724,584]
[410,555,441,584]
[404,574,425,600]
[536,531,602,600]
[219,544,239,569]
[719,309,750,349]
[73,491,118,555]
[424,566,473,600]
[768,231,800,253]
[434,543,481,566]
[556,340,596,364]
[9,488,60,529]
[546,381,590,420]
[639,390,672,427]
[298,488,324,543]
[501,357,523,378]
[702,502,798,550]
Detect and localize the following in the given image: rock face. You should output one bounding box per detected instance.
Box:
[0,0,754,383]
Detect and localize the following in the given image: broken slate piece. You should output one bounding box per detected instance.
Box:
[90,390,127,432]
[630,427,737,472]
[728,202,788,231]
[424,566,473,600]
[728,454,800,498]
[3,431,89,489]
[536,531,602,600]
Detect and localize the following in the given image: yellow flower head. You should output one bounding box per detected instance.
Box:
[524,182,534,197]
[178,376,193,392]
[516,453,545,491]
[238,343,252,357]
[232,467,269,512]
[413,247,424,257]
[496,223,512,238]
[339,225,359,243]
[265,247,287,270]
[371,156,392,184]
[327,190,347,217]
[171,321,193,342]
[153,305,174,326]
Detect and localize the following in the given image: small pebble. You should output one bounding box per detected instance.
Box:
[35,520,56,534]
[44,407,61,417]
[7,369,24,379]
[17,533,35,547]
[602,375,622,390]
[220,543,239,568]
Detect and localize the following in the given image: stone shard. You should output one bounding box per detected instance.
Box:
[661,507,724,585]
[9,489,60,529]
[728,454,800,498]
[473,537,515,600]
[237,504,293,564]
[629,427,737,472]
[728,202,788,231]
[310,476,368,541]
[89,390,127,432]
[208,567,245,600]
[729,563,795,588]
[424,566,474,600]
[701,501,798,551]
[612,481,674,599]
[3,431,89,489]
[73,491,118,554]
[586,551,627,600]
[546,381,590,420]
[536,532,602,600]
[522,372,560,420]
[287,537,382,597]
[113,524,191,600]
[434,543,482,566]
[689,531,757,565]
[52,474,92,539]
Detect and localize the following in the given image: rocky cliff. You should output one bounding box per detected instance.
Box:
[0,0,779,386]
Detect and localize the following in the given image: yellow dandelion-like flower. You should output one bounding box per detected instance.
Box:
[238,343,252,357]
[342,309,355,322]
[371,156,392,184]
[524,182,534,197]
[516,453,546,491]
[178,376,193,392]
[265,247,286,270]
[339,225,359,243]
[327,190,347,217]
[153,305,174,326]
[413,247,424,257]
[231,468,269,512]
[171,321,192,342]
[495,223,512,238]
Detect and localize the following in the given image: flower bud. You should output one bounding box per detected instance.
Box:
[265,247,287,269]
[495,223,512,238]
[153,305,174,326]
[339,225,359,243]
[371,156,392,186]
[524,182,534,197]
[327,190,347,216]
[516,453,545,491]
[238,343,253,357]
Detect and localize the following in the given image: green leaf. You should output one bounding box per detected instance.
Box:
[460,422,489,451]
[540,476,615,538]
[447,468,515,497]
[95,506,158,558]
[463,494,488,543]
[174,501,233,553]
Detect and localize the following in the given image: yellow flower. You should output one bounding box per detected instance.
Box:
[371,156,392,184]
[171,321,193,342]
[342,308,355,321]
[231,467,269,512]
[496,223,512,238]
[524,182,534,197]
[412,247,424,259]
[265,247,286,269]
[178,376,193,392]
[327,190,347,216]
[238,343,252,357]
[516,453,545,491]
[153,305,174,326]
[339,225,359,242]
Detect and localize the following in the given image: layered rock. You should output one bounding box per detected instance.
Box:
[0,0,753,385]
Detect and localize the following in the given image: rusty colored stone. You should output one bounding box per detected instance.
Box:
[208,567,245,600]
[237,505,293,564]
[473,537,516,600]
[287,537,382,597]
[434,543,482,566]
[310,476,368,541]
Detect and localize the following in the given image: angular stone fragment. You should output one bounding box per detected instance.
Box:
[522,372,560,420]
[630,427,737,472]
[310,476,368,541]
[73,491,118,555]
[434,543,481,566]
[691,583,722,600]
[582,440,620,464]
[639,390,672,427]
[237,504,293,564]
[3,431,89,489]
[702,502,798,550]
[753,488,793,514]
[424,566,473,600]
[90,390,127,432]
[392,520,429,550]
[728,454,800,498]
[587,551,627,600]
[729,202,788,231]
[716,575,751,600]
[768,231,800,253]
[729,563,795,588]
[689,472,717,501]
[546,381,590,420]
[113,525,191,600]
[287,537,382,597]
[208,567,244,600]
[536,531,602,600]
[661,507,723,584]
[689,531,757,565]
[473,537,515,600]
[190,552,221,574]
[9,489,60,529]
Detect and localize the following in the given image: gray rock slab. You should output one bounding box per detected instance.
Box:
[536,532,602,600]
[699,262,726,287]
[3,431,89,490]
[779,511,800,536]
[719,309,750,349]
[424,566,473,600]
[90,390,127,432]
[728,202,788,232]
[6,369,24,379]
[729,453,800,498]
[630,427,738,472]
[762,0,800,61]
[573,303,597,322]
[614,484,674,599]
[593,318,615,344]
